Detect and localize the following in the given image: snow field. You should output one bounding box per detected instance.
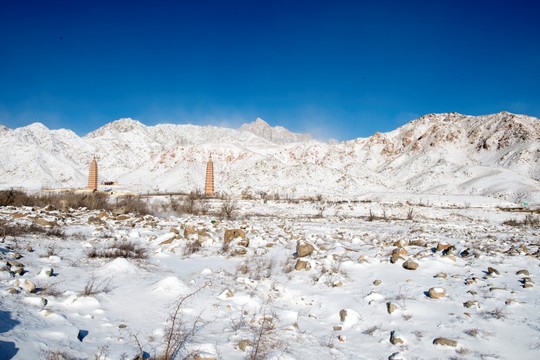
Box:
[0,197,539,359]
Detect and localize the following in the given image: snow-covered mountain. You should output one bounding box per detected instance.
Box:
[1,112,539,204]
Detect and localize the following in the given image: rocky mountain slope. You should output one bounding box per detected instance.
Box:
[0,112,539,204]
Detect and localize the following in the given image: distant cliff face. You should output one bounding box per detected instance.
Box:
[1,112,539,204]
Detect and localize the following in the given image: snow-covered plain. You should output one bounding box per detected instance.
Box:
[1,194,539,360]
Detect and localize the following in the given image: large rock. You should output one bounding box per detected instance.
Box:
[433,337,457,347]
[390,330,404,345]
[402,260,418,270]
[224,229,246,244]
[35,218,58,227]
[296,242,315,257]
[428,287,446,299]
[238,340,253,352]
[295,259,311,271]
[386,302,398,314]
[16,279,36,293]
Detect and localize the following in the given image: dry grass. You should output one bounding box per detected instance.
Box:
[0,218,66,238]
[87,241,147,260]
[81,276,111,296]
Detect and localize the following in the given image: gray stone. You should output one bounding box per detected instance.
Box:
[402,260,418,270]
[428,287,446,299]
[295,259,311,271]
[296,243,315,257]
[386,302,397,314]
[433,337,457,347]
[339,309,347,322]
[238,340,253,352]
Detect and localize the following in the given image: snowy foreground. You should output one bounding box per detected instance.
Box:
[1,195,539,360]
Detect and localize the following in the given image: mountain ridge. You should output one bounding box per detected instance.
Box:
[1,112,539,204]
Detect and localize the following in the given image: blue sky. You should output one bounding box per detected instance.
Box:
[1,0,539,140]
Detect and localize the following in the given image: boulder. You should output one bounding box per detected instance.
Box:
[296,242,315,257]
[184,226,197,237]
[238,340,253,352]
[428,287,446,299]
[35,218,58,227]
[390,330,404,345]
[16,279,36,293]
[295,259,311,271]
[402,260,418,270]
[386,302,397,314]
[487,267,500,276]
[339,309,347,322]
[516,269,529,276]
[433,337,457,347]
[224,229,246,244]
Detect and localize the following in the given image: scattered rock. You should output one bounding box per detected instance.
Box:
[435,272,447,279]
[436,243,453,252]
[194,353,216,360]
[388,352,404,360]
[296,242,315,257]
[333,325,342,331]
[184,226,197,237]
[402,259,418,270]
[390,330,404,345]
[433,337,457,347]
[35,218,58,227]
[516,269,529,276]
[219,288,234,298]
[393,239,408,247]
[238,340,253,352]
[373,280,382,286]
[464,300,479,308]
[12,252,22,260]
[7,260,23,268]
[224,229,246,244]
[489,287,506,292]
[39,267,54,277]
[295,259,311,271]
[234,247,248,256]
[428,287,446,299]
[16,279,36,293]
[390,248,407,263]
[98,211,111,219]
[6,288,18,294]
[112,206,127,216]
[25,245,33,252]
[487,267,500,276]
[339,309,348,322]
[332,281,343,287]
[169,227,180,234]
[386,302,397,314]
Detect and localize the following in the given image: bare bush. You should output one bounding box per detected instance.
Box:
[363,323,381,336]
[87,241,147,259]
[40,349,80,360]
[503,214,539,228]
[184,239,202,256]
[220,198,237,220]
[406,208,414,220]
[158,286,207,360]
[81,276,111,296]
[0,218,65,238]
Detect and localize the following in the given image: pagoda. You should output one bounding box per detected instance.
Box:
[205,155,214,196]
[88,157,98,190]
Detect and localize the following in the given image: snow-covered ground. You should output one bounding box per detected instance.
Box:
[1,194,539,359]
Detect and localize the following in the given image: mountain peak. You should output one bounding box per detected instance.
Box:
[238,118,313,144]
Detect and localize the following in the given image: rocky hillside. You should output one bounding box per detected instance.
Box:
[0,112,539,203]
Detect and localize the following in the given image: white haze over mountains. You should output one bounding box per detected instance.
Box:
[0,112,539,205]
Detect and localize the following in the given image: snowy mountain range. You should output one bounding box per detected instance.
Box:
[1,112,539,204]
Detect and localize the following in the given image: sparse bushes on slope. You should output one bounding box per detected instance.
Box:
[87,241,147,260]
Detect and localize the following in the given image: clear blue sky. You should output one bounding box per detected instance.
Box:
[1,0,539,140]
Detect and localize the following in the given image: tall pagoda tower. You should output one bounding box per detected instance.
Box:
[88,157,98,190]
[205,155,214,196]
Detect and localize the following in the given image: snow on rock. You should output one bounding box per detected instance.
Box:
[99,258,140,274]
[152,276,191,297]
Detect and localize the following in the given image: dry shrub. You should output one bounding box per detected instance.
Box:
[220,198,237,220]
[87,241,147,259]
[0,218,65,238]
[81,276,111,296]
